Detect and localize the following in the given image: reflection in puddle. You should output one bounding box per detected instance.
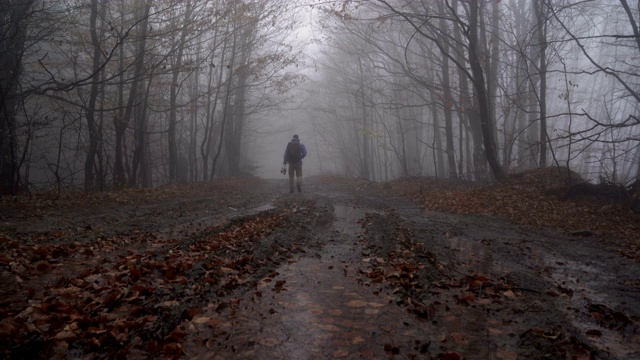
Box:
[185,203,431,359]
[441,235,640,357]
[249,204,276,213]
[443,235,509,275]
[242,204,427,358]
[541,254,640,357]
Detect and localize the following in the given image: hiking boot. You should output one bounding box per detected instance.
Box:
[297,185,302,193]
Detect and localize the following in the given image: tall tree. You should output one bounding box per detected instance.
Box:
[534,0,549,168]
[467,0,506,180]
[168,0,193,182]
[0,1,31,194]
[437,1,458,179]
[126,0,151,187]
[84,0,107,191]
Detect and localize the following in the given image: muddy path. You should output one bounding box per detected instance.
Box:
[1,177,639,359]
[193,179,639,359]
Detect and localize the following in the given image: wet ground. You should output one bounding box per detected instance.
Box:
[180,179,640,359]
[1,177,638,359]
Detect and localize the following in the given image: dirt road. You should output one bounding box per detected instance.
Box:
[1,177,638,359]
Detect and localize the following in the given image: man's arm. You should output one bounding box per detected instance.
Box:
[301,144,308,159]
[283,144,289,165]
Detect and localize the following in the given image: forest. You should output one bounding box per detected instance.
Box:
[1,1,640,358]
[1,0,639,194]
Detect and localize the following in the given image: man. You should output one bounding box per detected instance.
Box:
[283,134,307,193]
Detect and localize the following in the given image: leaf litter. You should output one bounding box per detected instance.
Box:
[1,175,639,359]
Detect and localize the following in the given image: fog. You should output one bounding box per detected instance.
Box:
[1,0,639,194]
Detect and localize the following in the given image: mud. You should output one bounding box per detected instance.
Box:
[1,177,638,359]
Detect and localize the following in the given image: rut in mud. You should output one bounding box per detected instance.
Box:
[0,177,638,359]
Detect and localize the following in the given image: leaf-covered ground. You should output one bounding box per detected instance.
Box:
[379,168,640,260]
[1,173,638,359]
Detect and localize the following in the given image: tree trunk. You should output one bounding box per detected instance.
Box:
[487,0,501,162]
[224,20,255,176]
[358,57,371,179]
[535,0,548,168]
[438,2,458,179]
[211,28,238,180]
[525,0,541,168]
[189,46,200,183]
[169,0,192,182]
[96,60,106,191]
[468,0,506,180]
[429,88,445,177]
[113,0,127,188]
[0,2,30,194]
[126,0,151,187]
[452,0,486,178]
[137,74,154,187]
[84,0,105,191]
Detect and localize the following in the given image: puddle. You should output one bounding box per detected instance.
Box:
[541,254,640,357]
[543,256,614,305]
[443,235,510,276]
[249,204,276,213]
[179,202,640,359]
[184,203,431,359]
[444,234,640,358]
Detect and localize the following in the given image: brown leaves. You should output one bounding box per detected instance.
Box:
[587,303,633,329]
[0,188,288,358]
[385,168,640,244]
[273,280,286,293]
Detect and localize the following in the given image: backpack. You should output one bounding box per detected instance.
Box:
[287,142,302,163]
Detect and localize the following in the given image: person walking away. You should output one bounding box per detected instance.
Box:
[283,134,307,193]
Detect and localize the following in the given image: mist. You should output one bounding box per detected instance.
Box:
[1,0,639,194]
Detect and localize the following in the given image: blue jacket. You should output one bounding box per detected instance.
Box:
[283,138,307,165]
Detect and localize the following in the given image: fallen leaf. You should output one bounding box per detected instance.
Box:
[368,302,385,307]
[192,316,210,324]
[496,349,518,360]
[332,349,349,357]
[345,300,368,307]
[162,342,182,354]
[160,300,180,307]
[449,332,468,344]
[317,324,341,332]
[54,330,77,341]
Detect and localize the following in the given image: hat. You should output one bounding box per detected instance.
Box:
[293,134,299,139]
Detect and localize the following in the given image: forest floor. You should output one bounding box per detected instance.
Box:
[0,170,639,359]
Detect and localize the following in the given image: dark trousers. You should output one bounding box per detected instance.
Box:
[288,164,302,191]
